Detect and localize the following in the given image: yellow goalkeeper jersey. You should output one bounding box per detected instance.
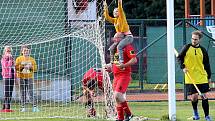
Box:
[177,44,211,84]
[104,1,130,33]
[15,55,37,79]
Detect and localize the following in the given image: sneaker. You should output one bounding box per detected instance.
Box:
[0,109,14,112]
[124,114,133,121]
[20,108,26,112]
[205,116,212,121]
[87,108,96,117]
[187,115,200,120]
[32,107,40,112]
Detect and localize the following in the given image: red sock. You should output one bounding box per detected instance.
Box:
[116,104,124,120]
[121,101,131,116]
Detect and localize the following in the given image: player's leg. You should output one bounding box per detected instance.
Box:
[117,35,133,63]
[202,93,211,121]
[6,78,15,110]
[199,84,212,121]
[20,79,27,112]
[84,90,96,117]
[28,78,39,112]
[0,78,14,112]
[186,84,200,120]
[85,80,97,117]
[2,79,9,110]
[108,42,118,63]
[114,76,132,121]
[190,93,199,120]
[112,77,124,121]
[7,68,15,110]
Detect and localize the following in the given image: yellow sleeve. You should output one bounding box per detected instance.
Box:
[118,0,126,20]
[104,6,115,24]
[32,58,37,72]
[15,57,23,72]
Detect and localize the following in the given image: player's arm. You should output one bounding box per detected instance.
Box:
[118,0,123,13]
[82,81,96,97]
[118,0,126,19]
[201,46,211,79]
[119,46,137,68]
[104,63,112,72]
[123,57,137,68]
[103,1,115,24]
[15,57,24,72]
[177,44,190,69]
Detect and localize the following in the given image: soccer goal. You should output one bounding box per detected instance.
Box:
[0,0,115,120]
[206,26,215,46]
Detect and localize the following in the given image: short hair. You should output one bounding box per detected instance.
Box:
[20,45,30,55]
[192,30,203,39]
[86,80,96,90]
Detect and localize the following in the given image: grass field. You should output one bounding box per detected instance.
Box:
[1,101,214,121]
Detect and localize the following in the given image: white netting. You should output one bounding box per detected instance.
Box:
[0,0,115,120]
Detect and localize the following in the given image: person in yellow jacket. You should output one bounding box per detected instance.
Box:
[104,0,133,68]
[15,45,39,112]
[177,31,212,121]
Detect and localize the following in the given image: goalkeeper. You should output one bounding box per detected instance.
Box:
[104,0,133,65]
[81,68,103,117]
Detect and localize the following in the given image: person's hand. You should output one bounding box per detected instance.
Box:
[183,68,188,73]
[118,0,122,4]
[208,78,211,82]
[104,63,112,72]
[103,1,107,8]
[83,89,87,95]
[24,64,32,69]
[4,53,12,61]
[116,63,125,70]
[15,78,20,85]
[90,91,96,97]
[6,53,12,57]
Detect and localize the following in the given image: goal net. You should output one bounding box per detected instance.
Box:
[0,0,116,120]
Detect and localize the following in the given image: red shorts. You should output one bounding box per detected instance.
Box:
[113,75,131,93]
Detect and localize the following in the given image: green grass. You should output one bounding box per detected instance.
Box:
[0,101,214,121]
[129,80,215,90]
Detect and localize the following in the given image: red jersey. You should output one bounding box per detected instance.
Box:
[82,68,103,89]
[113,44,136,75]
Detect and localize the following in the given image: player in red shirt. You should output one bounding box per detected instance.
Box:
[81,68,103,117]
[106,44,137,121]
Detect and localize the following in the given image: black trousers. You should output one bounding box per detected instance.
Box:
[3,78,14,109]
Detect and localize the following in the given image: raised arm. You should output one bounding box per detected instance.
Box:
[117,0,126,19]
[103,1,115,24]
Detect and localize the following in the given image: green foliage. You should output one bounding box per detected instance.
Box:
[120,0,211,19]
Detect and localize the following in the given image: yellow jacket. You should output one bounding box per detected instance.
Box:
[104,1,130,33]
[177,44,211,84]
[15,55,37,79]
